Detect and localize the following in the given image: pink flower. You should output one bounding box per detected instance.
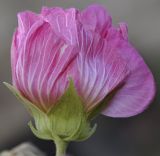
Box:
[11,4,155,117]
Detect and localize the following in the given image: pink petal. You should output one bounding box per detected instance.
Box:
[11,30,19,86]
[17,11,40,33]
[70,29,129,111]
[41,7,78,45]
[78,4,112,37]
[119,23,128,40]
[12,11,42,88]
[14,20,77,111]
[102,25,156,117]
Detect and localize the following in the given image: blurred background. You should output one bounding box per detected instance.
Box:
[0,0,160,156]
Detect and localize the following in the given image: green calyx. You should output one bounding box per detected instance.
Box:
[4,80,96,143]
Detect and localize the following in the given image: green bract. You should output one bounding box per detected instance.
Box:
[4,80,96,143]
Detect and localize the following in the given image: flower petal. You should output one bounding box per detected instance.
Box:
[70,29,129,111]
[14,21,77,111]
[41,7,78,45]
[102,28,155,117]
[17,11,40,33]
[12,11,42,88]
[78,4,112,37]
[11,30,19,86]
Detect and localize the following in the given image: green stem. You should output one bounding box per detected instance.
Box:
[55,138,68,156]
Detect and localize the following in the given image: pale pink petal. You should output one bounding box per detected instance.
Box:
[12,11,42,91]
[14,20,77,111]
[11,30,19,86]
[70,29,129,111]
[78,4,112,37]
[41,7,78,45]
[102,25,156,117]
[119,22,128,40]
[41,6,57,16]
[17,11,40,33]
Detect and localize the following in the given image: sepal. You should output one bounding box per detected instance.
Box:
[4,80,96,142]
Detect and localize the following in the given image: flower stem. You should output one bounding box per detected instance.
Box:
[55,138,68,156]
